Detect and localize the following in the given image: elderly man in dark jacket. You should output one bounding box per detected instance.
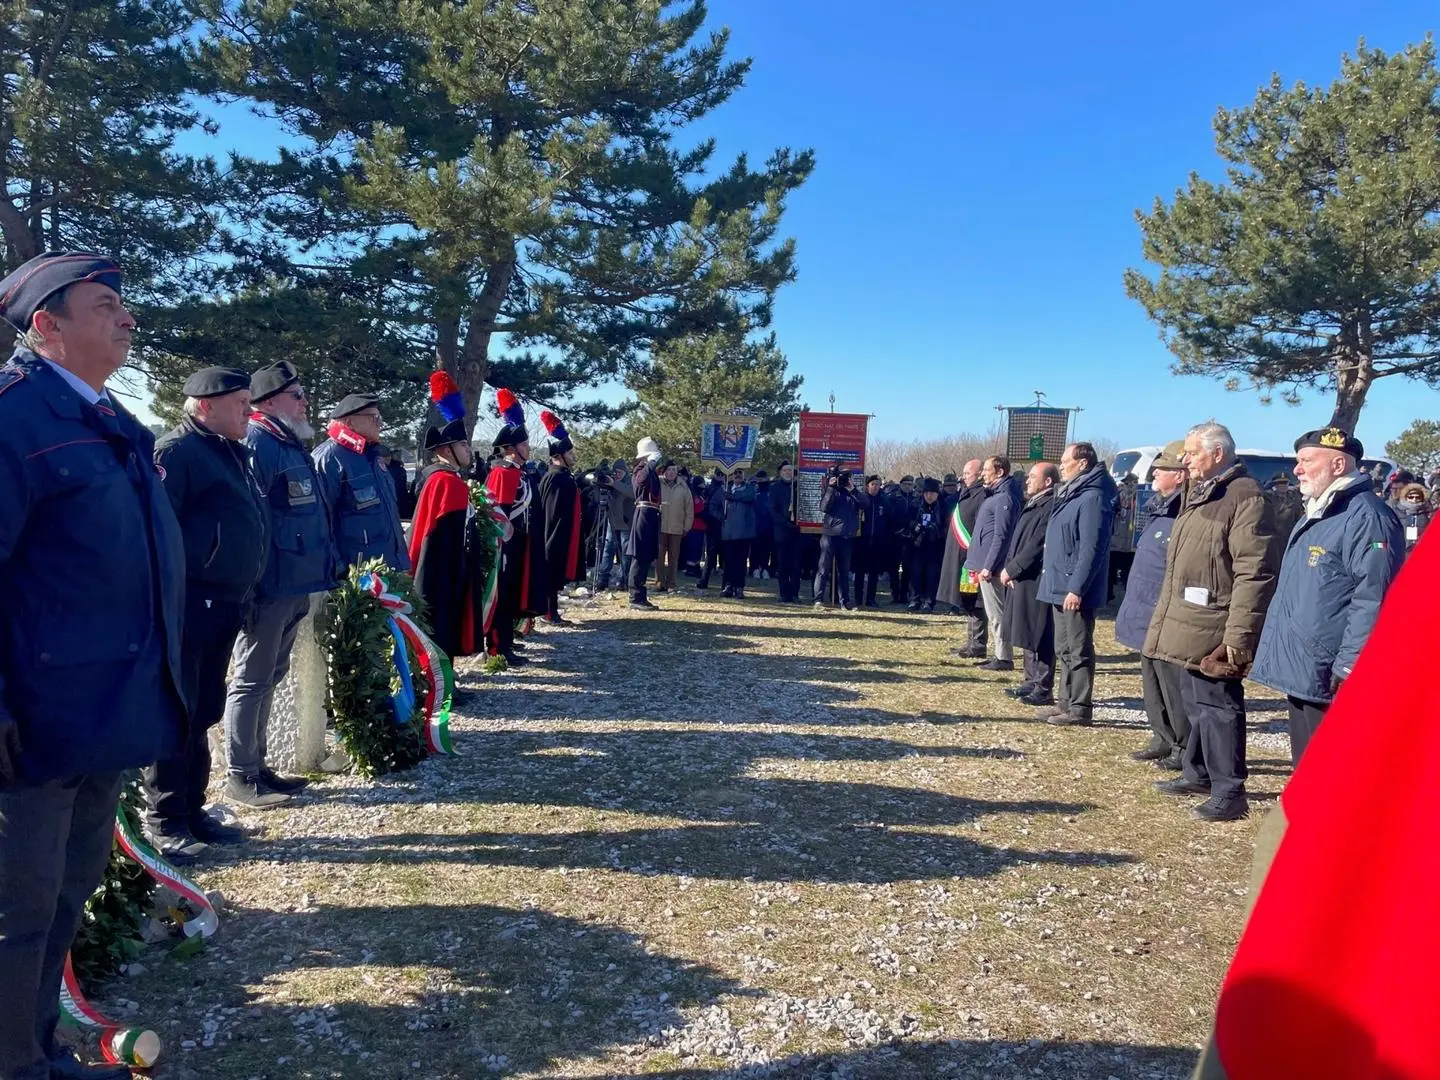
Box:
[1000,463,1059,705]
[1036,442,1116,727]
[1114,440,1190,769]
[966,455,1023,672]
[313,392,408,573]
[1146,422,1277,823]
[940,460,989,652]
[1251,427,1405,765]
[143,367,269,861]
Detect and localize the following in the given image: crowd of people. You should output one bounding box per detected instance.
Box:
[0,249,1422,1080]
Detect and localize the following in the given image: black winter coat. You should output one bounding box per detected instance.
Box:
[1001,490,1054,652]
[1114,488,1182,651]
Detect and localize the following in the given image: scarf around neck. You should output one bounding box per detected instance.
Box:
[326,420,368,454]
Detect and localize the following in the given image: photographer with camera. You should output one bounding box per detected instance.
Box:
[814,467,861,611]
[592,459,634,592]
[907,476,947,612]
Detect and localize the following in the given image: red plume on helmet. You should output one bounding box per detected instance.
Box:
[429,371,464,423]
[540,410,569,441]
[496,388,524,427]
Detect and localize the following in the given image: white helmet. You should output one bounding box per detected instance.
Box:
[636,436,662,463]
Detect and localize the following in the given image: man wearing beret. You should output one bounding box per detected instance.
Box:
[312,392,409,574]
[222,361,334,810]
[0,252,187,1080]
[1251,427,1405,765]
[137,368,269,862]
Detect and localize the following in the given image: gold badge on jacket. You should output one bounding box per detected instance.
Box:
[1307,544,1326,567]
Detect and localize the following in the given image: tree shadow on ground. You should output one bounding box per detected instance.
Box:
[140,900,747,1080]
[645,1036,1197,1079]
[245,728,1132,884]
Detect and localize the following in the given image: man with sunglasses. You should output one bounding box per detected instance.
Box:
[221,362,336,809]
[312,392,408,574]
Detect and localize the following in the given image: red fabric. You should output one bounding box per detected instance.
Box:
[407,467,470,568]
[325,420,367,454]
[487,462,520,505]
[1214,528,1440,1080]
[566,487,582,580]
[692,495,707,531]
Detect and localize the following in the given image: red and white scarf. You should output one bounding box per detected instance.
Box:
[326,420,368,454]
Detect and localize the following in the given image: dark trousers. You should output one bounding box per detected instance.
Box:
[1180,670,1248,799]
[722,538,750,591]
[1141,655,1191,753]
[960,591,988,649]
[750,532,774,574]
[1053,605,1096,718]
[698,532,720,587]
[0,771,125,1080]
[855,568,882,605]
[1286,696,1328,766]
[1107,551,1135,603]
[814,535,853,606]
[775,529,801,600]
[628,550,655,604]
[143,590,246,836]
[887,546,905,602]
[1022,643,1055,694]
[911,546,943,605]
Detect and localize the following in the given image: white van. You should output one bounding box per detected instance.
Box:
[1110,445,1398,488]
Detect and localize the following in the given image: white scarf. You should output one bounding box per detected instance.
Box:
[1304,472,1370,518]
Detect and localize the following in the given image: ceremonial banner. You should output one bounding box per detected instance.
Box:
[1004,406,1072,463]
[699,415,761,471]
[796,411,869,533]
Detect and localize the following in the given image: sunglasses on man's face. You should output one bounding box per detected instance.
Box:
[285,388,308,402]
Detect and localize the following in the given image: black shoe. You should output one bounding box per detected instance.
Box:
[1194,794,1249,821]
[1156,749,1184,772]
[49,1047,133,1080]
[1005,683,1038,698]
[735,590,746,599]
[719,586,735,598]
[1130,738,1171,761]
[259,767,310,794]
[841,602,855,611]
[223,774,291,810]
[629,599,659,611]
[1046,710,1093,726]
[502,650,530,665]
[1155,776,1211,796]
[189,812,250,846]
[544,613,572,624]
[654,586,669,594]
[1020,691,1056,707]
[975,658,1014,671]
[146,829,208,864]
[922,602,935,613]
[944,605,962,616]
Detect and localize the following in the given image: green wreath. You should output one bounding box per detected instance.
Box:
[316,559,431,778]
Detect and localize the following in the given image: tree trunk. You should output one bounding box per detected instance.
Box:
[1329,339,1374,434]
[456,250,517,434]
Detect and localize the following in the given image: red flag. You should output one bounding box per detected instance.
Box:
[1213,528,1440,1079]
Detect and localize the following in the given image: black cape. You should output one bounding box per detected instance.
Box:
[539,464,583,586]
[409,463,486,658]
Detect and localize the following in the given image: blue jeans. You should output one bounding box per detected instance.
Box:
[597,524,631,589]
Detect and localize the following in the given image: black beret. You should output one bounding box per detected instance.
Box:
[0,251,122,332]
[943,473,958,484]
[328,392,381,421]
[754,470,769,479]
[424,419,468,452]
[251,361,300,403]
[900,475,914,483]
[182,366,249,398]
[1295,426,1363,460]
[866,474,880,484]
[922,476,942,493]
[492,422,529,450]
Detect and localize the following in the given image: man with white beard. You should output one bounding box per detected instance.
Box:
[1251,426,1404,766]
[221,362,337,809]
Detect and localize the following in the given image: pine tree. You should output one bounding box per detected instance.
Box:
[0,0,228,366]
[200,0,812,430]
[1385,419,1440,477]
[1126,39,1440,430]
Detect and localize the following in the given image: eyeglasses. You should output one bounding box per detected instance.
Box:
[284,388,308,402]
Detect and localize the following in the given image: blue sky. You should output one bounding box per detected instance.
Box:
[692,0,1440,454]
[151,1,1440,456]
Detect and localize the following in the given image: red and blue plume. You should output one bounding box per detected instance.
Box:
[429,372,465,424]
[540,410,569,442]
[496,387,525,426]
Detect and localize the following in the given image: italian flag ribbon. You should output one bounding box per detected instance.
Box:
[358,572,456,755]
[59,810,222,1068]
[480,502,507,636]
[950,501,979,592]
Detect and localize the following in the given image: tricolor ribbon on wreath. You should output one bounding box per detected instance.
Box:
[950,501,979,594]
[59,811,222,1068]
[357,571,457,755]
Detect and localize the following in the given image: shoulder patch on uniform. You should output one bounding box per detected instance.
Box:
[0,367,25,397]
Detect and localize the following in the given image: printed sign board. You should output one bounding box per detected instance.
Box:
[1005,406,1072,464]
[795,411,869,533]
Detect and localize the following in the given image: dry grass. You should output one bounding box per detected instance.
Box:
[123,580,1289,1080]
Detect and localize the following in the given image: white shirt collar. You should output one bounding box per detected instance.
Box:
[38,356,107,407]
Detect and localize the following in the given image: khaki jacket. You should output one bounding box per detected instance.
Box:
[1144,462,1278,670]
[660,478,695,535]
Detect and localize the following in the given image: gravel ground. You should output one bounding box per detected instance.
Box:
[98,580,1288,1079]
